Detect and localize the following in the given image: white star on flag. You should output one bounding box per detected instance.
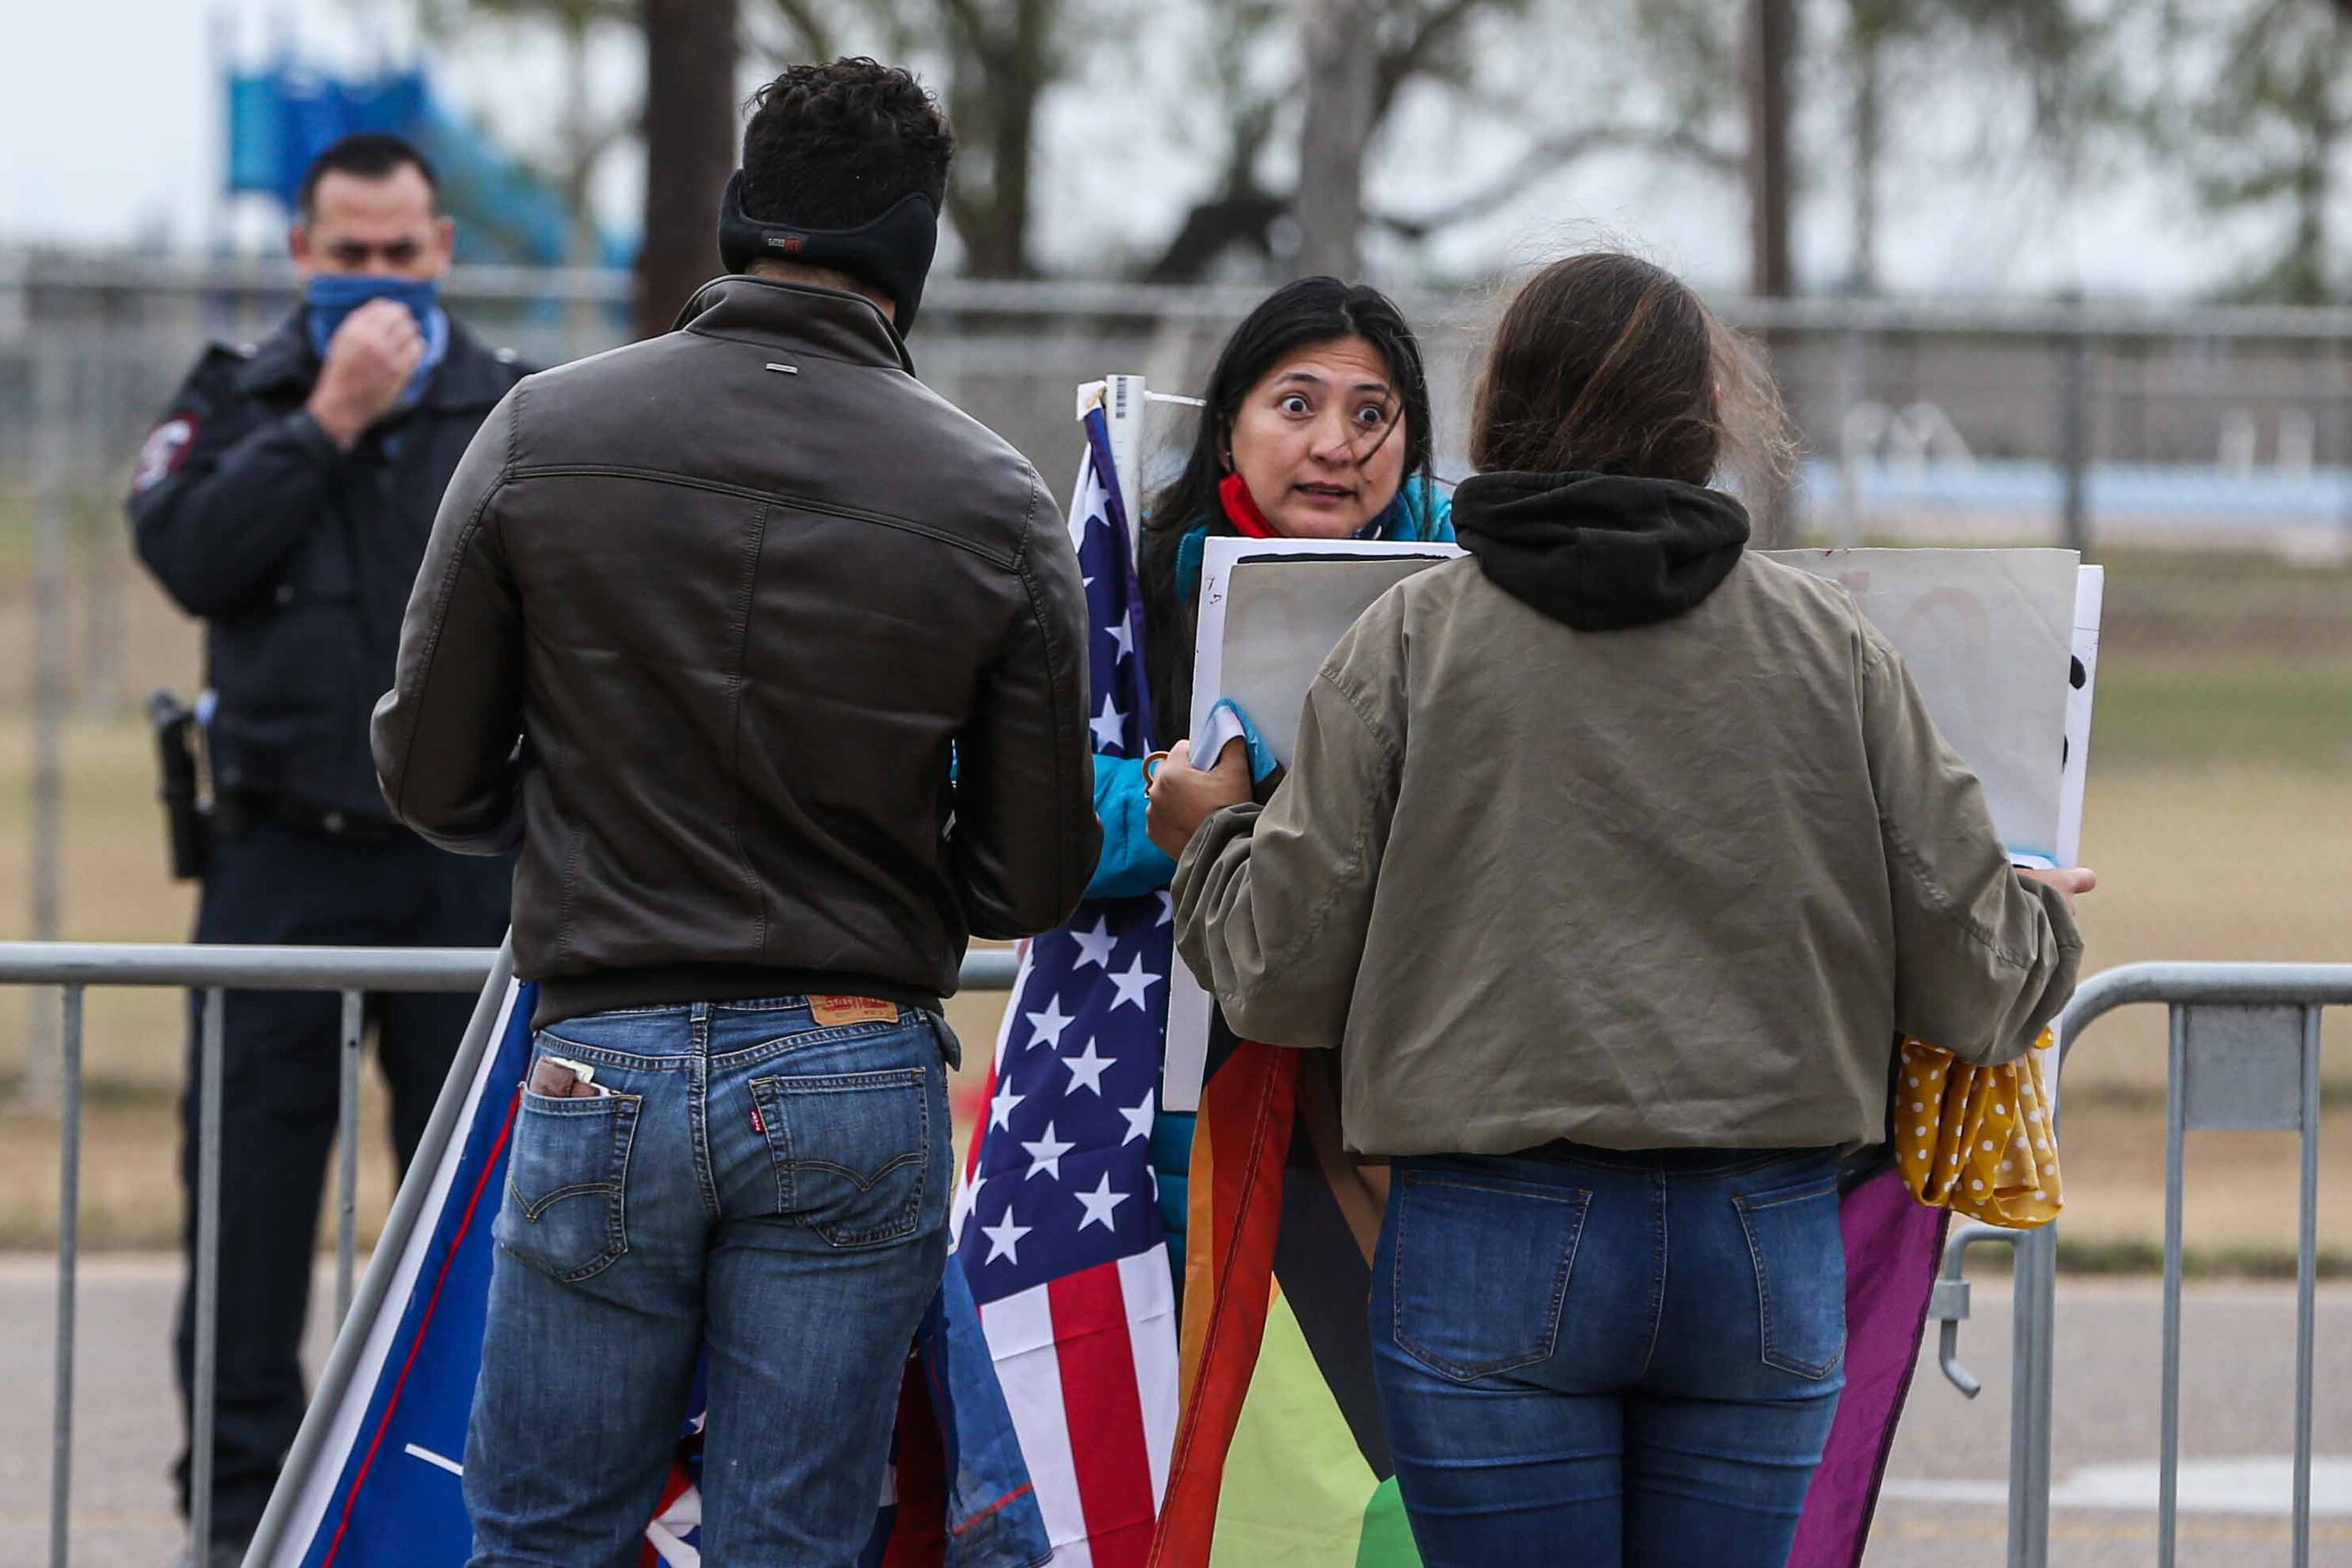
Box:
[943,407,1181,1568]
[1075,1172,1130,1232]
[981,1207,1032,1265]
[1090,695,1127,751]
[952,1171,988,1233]
[1022,1122,1076,1181]
[1109,954,1164,1013]
[1155,891,1174,927]
[1024,996,1075,1051]
[1061,1038,1115,1096]
[1070,917,1118,972]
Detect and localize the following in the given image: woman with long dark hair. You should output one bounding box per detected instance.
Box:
[1084,276,1452,1271]
[1129,278,1449,746]
[1146,253,2091,1565]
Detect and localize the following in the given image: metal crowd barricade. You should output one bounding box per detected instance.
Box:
[1936,960,2352,1568]
[12,939,1021,1568]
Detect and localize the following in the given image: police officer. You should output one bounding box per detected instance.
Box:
[128,132,525,1568]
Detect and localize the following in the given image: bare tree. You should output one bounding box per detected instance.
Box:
[1746,0,1798,296]
[1857,1,2138,295]
[756,0,1082,278]
[1149,0,1569,280]
[1376,0,1741,245]
[2178,0,2348,302]
[1295,0,1380,277]
[1840,0,1906,293]
[1141,0,1290,280]
[938,0,1065,276]
[419,0,637,276]
[635,0,740,337]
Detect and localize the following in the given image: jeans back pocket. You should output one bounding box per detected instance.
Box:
[1733,1171,1846,1380]
[495,1088,640,1283]
[1390,1169,1592,1383]
[751,1064,940,1249]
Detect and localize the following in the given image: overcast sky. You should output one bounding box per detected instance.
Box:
[1,0,2276,302]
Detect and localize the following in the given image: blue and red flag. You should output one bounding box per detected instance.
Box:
[253,996,1050,1565]
[949,402,1181,1568]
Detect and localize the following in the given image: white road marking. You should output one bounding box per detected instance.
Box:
[1884,1457,2352,1517]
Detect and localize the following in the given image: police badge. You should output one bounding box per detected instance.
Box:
[133,416,198,493]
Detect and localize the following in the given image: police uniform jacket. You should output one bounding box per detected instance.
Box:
[130,311,529,824]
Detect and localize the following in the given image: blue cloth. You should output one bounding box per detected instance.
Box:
[1369,1146,1847,1565]
[1150,1109,1198,1296]
[1079,706,1271,906]
[464,999,955,1565]
[893,1266,1056,1565]
[303,274,448,404]
[1200,697,1279,781]
[1085,752,1177,901]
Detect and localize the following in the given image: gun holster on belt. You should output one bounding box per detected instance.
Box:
[148,689,212,882]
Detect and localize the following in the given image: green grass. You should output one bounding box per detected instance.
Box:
[0,1068,174,1106]
[2092,656,2352,768]
[2095,546,2352,658]
[0,487,120,579]
[2056,1236,2352,1281]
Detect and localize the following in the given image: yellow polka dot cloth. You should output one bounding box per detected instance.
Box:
[1895,1031,2062,1228]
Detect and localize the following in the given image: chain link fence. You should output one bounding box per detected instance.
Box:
[1,253,2344,1254]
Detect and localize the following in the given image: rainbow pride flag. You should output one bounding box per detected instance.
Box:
[1151,1033,1950,1568]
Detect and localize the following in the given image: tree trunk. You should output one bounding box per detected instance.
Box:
[1848,26,1880,296]
[1746,0,1797,297]
[1295,0,1378,280]
[563,18,604,346]
[1746,0,1798,537]
[948,0,1049,278]
[2287,18,2339,305]
[635,0,738,340]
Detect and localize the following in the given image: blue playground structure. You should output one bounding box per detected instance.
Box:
[225,58,626,267]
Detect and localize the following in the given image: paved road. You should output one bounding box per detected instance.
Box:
[1,1260,2345,1565]
[1874,1277,2352,1565]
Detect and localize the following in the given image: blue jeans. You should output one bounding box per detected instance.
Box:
[463,998,954,1568]
[1370,1146,1847,1568]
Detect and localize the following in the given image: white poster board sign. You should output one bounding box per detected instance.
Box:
[1166,540,1464,1110]
[2059,565,2105,868]
[1186,538,1466,766]
[1161,540,2100,1110]
[1764,548,2079,865]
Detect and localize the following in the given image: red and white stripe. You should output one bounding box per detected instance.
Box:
[979,1253,1177,1568]
[643,1472,702,1566]
[960,938,1034,1201]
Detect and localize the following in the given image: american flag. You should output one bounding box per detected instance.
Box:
[950,402,1180,1567]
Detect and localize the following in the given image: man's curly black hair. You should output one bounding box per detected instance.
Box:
[741,58,955,230]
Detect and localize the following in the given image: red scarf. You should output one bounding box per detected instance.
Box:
[1217,471,1279,539]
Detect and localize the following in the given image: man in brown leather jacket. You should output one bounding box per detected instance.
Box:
[372,59,1096,1562]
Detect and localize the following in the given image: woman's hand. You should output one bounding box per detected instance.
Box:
[1146,737,1253,861]
[2019,865,2097,911]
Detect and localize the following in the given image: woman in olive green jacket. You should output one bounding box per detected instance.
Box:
[1146,253,2092,1568]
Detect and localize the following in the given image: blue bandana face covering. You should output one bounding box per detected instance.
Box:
[304,274,449,406]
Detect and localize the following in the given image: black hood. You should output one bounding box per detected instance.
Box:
[1451,470,1752,630]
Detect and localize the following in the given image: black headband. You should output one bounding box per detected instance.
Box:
[716,169,940,332]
